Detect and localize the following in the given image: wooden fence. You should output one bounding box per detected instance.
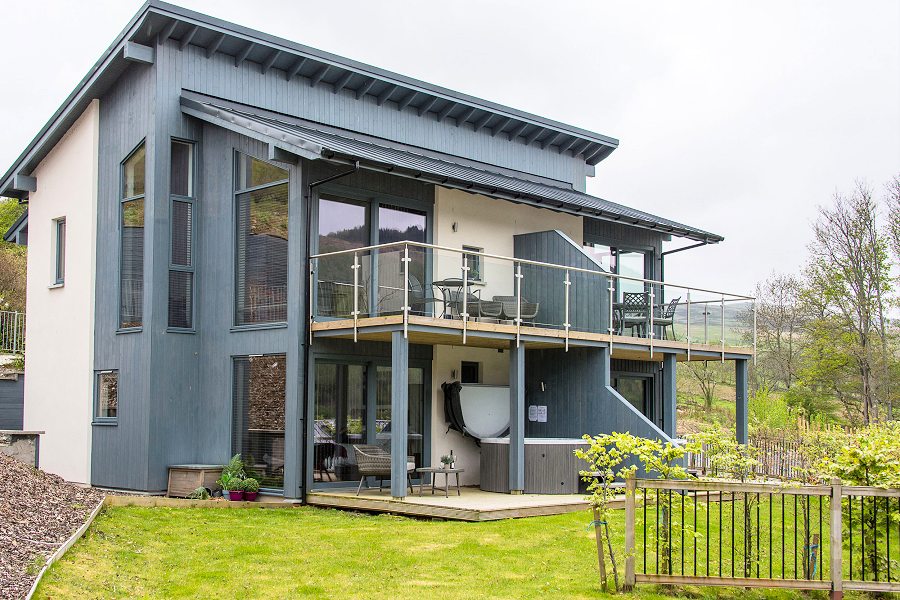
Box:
[686,436,805,480]
[623,476,900,596]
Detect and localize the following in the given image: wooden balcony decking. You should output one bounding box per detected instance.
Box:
[306,486,597,521]
[311,314,754,361]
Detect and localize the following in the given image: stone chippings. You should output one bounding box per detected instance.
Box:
[0,454,105,599]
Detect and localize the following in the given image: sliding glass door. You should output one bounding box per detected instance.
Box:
[313,360,428,486]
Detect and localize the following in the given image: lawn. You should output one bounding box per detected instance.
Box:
[35,504,871,600]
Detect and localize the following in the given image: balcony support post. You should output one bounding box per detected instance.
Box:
[662,353,677,438]
[509,340,525,493]
[391,330,409,499]
[735,358,749,445]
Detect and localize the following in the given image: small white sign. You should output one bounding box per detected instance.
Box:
[536,405,548,423]
[528,405,539,422]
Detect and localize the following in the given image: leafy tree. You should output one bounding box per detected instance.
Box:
[802,182,893,425]
[0,197,26,312]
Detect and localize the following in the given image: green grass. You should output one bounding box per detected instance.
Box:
[35,505,879,599]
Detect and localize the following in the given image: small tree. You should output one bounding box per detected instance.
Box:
[577,433,698,591]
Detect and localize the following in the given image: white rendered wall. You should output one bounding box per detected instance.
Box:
[22,100,99,484]
[428,189,582,486]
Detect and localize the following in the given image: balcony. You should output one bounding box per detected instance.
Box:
[309,240,755,361]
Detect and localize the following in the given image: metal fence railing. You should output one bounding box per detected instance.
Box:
[0,310,24,354]
[623,476,900,594]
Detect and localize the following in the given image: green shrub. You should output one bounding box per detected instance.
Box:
[241,478,260,493]
[186,486,210,500]
[748,387,792,435]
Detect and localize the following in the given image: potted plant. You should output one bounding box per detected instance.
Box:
[218,472,243,500]
[242,477,260,501]
[440,454,454,469]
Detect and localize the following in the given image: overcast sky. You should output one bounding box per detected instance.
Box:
[2,0,898,295]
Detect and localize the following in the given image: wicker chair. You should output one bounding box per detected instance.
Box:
[352,444,415,496]
[492,295,540,324]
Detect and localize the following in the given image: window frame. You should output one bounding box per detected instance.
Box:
[52,217,66,286]
[460,360,481,384]
[168,138,197,332]
[461,245,483,282]
[93,369,119,425]
[232,150,290,329]
[118,141,147,332]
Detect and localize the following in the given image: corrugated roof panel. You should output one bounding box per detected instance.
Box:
[185,99,724,243]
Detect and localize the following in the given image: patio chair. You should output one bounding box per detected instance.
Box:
[620,292,650,337]
[352,444,415,496]
[492,295,540,324]
[654,296,681,340]
[408,274,445,317]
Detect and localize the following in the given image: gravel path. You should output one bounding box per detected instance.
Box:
[0,454,105,599]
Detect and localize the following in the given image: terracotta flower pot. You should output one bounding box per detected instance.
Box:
[228,490,245,501]
[244,491,258,501]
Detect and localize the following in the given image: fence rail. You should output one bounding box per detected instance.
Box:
[0,311,24,354]
[624,476,900,595]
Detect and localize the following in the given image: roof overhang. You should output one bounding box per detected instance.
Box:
[1,0,619,200]
[183,97,723,243]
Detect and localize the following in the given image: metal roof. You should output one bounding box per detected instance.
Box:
[0,0,618,200]
[183,98,723,243]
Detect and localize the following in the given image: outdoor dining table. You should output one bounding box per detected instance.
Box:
[432,278,479,318]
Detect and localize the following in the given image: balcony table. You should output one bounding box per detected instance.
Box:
[416,466,465,497]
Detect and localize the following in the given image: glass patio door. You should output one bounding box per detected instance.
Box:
[313,361,428,486]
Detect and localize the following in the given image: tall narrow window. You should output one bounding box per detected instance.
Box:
[233,355,286,489]
[53,218,66,284]
[234,153,289,325]
[169,140,195,329]
[462,245,482,282]
[120,144,146,329]
[95,370,119,421]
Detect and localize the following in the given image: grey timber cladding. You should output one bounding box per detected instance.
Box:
[0,374,24,430]
[514,230,610,334]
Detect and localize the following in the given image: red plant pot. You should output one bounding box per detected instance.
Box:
[244,491,258,501]
[228,490,245,501]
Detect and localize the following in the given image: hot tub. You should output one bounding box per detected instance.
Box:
[479,438,589,494]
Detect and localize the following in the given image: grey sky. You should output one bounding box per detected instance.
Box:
[2,0,898,295]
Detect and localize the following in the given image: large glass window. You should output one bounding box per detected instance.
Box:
[375,366,425,472]
[377,205,426,314]
[120,143,146,329]
[233,355,286,490]
[314,363,367,483]
[95,370,119,421]
[583,243,648,300]
[613,375,653,424]
[234,153,289,325]
[169,140,195,329]
[316,198,370,318]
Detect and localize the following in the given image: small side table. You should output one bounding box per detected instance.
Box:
[416,467,465,498]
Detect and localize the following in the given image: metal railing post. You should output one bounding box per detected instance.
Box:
[720,295,726,362]
[830,477,843,600]
[649,285,655,357]
[686,290,692,361]
[402,244,410,339]
[624,474,636,591]
[308,262,315,346]
[461,258,469,345]
[752,299,758,366]
[608,279,615,352]
[352,252,360,343]
[563,269,571,352]
[515,263,522,347]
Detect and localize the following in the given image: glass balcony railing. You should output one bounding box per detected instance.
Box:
[311,241,756,357]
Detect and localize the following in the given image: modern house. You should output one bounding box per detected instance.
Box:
[1,1,754,501]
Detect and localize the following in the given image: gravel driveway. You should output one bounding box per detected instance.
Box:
[0,454,105,599]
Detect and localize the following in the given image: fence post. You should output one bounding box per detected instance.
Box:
[624,474,636,591]
[830,477,842,600]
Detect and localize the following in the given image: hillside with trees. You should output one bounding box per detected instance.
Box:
[680,175,900,434]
